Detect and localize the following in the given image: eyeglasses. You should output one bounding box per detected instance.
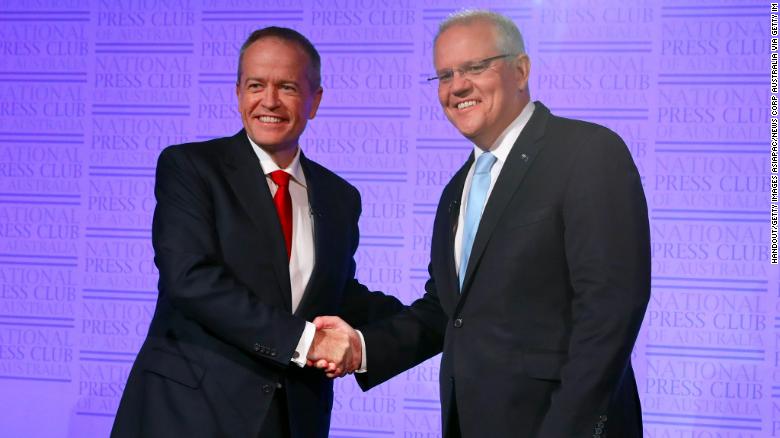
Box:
[427,54,514,84]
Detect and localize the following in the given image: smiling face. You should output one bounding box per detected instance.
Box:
[434,19,530,149]
[236,37,322,166]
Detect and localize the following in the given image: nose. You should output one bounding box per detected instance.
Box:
[261,86,280,109]
[449,70,472,96]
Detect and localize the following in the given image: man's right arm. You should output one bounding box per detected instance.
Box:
[152,146,306,366]
[309,264,447,388]
[356,270,447,389]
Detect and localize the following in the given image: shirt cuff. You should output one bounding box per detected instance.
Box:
[355,329,367,373]
[291,321,316,367]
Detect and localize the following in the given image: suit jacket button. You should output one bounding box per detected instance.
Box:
[262,384,272,394]
[453,318,463,328]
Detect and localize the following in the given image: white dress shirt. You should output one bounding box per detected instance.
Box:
[249,138,316,367]
[454,101,536,273]
[249,138,367,371]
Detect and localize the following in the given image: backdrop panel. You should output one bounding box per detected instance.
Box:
[0,1,774,437]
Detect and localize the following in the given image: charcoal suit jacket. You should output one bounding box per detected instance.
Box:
[111,130,403,438]
[357,102,650,438]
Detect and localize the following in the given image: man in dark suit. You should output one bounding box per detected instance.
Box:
[312,10,650,438]
[111,27,402,438]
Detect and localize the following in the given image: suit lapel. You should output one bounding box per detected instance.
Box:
[442,157,472,297]
[222,130,293,311]
[460,102,552,295]
[293,153,326,317]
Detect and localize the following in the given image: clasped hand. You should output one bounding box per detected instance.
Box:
[306,316,361,378]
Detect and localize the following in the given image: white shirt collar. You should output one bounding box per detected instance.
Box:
[247,136,307,188]
[473,100,535,163]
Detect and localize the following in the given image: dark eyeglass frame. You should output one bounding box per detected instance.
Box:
[427,54,515,84]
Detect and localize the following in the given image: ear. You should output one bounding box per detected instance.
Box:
[309,86,323,119]
[514,54,531,91]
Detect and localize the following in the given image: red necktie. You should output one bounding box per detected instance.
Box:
[269,170,293,260]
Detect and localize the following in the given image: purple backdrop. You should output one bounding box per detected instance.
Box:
[0,1,775,437]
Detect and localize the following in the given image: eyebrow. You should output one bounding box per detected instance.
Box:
[243,76,301,86]
[437,58,479,72]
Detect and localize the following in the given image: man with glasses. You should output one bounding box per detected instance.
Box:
[311,9,650,438]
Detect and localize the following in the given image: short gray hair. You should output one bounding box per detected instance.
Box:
[435,9,526,55]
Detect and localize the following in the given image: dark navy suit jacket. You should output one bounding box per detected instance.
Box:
[112,131,403,438]
[358,102,650,438]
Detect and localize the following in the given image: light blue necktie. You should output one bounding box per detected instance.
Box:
[459,152,497,289]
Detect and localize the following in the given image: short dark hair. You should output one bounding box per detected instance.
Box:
[236,26,321,89]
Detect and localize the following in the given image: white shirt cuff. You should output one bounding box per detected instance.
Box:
[291,321,316,367]
[355,329,367,373]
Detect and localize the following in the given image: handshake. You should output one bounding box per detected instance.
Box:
[305,316,362,378]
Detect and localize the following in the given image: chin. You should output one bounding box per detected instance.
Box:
[455,123,483,138]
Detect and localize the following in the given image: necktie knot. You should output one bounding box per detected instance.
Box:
[474,152,497,175]
[269,170,291,187]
